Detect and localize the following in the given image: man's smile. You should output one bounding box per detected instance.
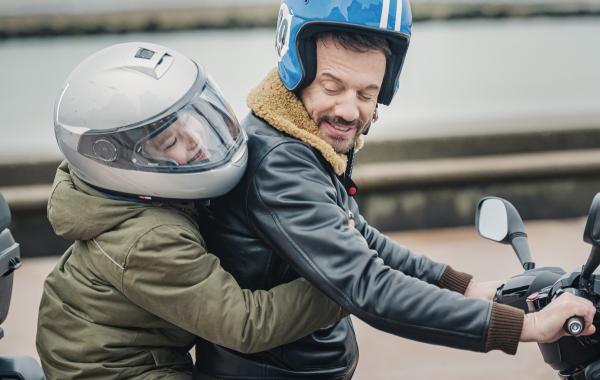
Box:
[321,120,355,137]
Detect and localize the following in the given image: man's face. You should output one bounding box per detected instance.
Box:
[143,116,210,165]
[299,35,386,154]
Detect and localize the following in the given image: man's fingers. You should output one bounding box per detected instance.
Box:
[550,293,595,336]
[565,295,596,335]
[585,323,596,336]
[577,320,596,337]
[576,299,595,327]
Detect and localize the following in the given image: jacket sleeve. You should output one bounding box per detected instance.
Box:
[247,141,521,353]
[349,198,473,294]
[349,197,445,284]
[121,224,345,354]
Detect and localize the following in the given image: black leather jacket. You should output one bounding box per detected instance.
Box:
[195,114,493,379]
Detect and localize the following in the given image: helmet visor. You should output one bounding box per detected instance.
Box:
[75,75,243,173]
[134,104,233,168]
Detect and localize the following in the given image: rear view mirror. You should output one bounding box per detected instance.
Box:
[476,198,509,242]
[0,193,10,231]
[583,193,600,246]
[476,196,534,270]
[580,193,600,284]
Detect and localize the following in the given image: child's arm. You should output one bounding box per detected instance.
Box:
[121,224,345,354]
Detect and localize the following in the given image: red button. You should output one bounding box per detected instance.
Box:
[348,187,357,196]
[527,292,540,301]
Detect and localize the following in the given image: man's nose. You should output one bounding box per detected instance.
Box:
[333,98,360,126]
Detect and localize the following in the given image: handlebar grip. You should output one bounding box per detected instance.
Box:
[564,316,585,335]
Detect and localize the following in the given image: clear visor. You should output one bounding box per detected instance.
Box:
[134,105,234,168]
[75,76,243,173]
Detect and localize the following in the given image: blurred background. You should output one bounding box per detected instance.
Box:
[0,1,599,378]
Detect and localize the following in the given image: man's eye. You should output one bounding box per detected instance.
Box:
[322,84,340,93]
[358,92,376,102]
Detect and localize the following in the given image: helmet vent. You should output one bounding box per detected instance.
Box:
[135,48,155,60]
[126,47,174,80]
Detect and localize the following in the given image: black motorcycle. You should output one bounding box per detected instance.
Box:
[476,194,600,380]
[0,192,45,379]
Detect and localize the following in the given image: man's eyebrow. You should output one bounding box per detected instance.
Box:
[364,83,380,91]
[320,72,380,91]
[320,72,343,83]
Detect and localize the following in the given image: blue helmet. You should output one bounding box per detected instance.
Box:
[275,0,412,106]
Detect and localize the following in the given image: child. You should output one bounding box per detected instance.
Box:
[36,42,344,379]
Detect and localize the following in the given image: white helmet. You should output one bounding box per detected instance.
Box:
[54,42,247,200]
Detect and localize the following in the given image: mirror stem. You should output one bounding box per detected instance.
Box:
[523,262,535,270]
[581,245,600,285]
[510,234,535,270]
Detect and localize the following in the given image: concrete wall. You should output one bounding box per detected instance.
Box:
[354,129,600,230]
[2,1,600,38]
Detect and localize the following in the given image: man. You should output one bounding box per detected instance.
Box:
[194,1,596,378]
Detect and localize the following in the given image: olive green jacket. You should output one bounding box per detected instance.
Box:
[36,162,344,379]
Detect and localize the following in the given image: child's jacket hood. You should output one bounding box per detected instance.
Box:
[47,161,150,241]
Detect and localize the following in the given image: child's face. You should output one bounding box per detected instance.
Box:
[143,116,210,165]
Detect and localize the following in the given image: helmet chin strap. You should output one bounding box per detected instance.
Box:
[342,104,378,195]
[362,104,378,136]
[341,145,359,197]
[345,146,355,178]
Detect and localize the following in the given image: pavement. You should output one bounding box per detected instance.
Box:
[1,217,593,379]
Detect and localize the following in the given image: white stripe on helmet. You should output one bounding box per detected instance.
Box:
[379,0,390,29]
[395,0,403,31]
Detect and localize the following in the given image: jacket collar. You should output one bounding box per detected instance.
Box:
[247,68,364,176]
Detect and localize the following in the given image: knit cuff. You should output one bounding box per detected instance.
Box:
[485,302,524,355]
[437,266,473,294]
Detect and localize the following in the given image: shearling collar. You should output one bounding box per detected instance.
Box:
[247,68,364,176]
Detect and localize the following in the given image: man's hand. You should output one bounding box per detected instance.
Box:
[520,292,596,343]
[464,280,503,300]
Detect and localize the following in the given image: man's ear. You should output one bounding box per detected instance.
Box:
[372,104,379,123]
[362,105,378,136]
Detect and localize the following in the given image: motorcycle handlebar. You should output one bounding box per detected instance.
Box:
[564,316,585,336]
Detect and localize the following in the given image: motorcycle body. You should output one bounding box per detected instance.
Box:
[0,193,45,380]
[477,195,600,380]
[497,266,600,379]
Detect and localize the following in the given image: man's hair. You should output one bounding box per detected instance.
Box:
[315,31,392,58]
